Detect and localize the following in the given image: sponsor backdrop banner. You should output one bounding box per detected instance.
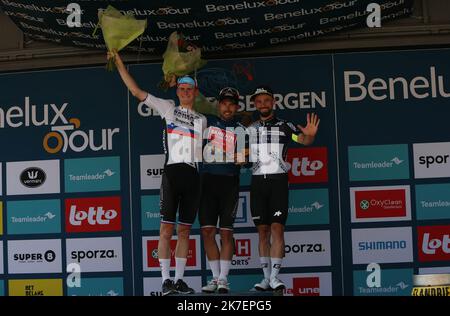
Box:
[1,48,450,295]
[0,0,413,55]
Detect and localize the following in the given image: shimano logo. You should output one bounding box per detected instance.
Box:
[344,66,450,102]
[20,167,46,188]
[358,240,407,251]
[285,243,324,253]
[71,249,117,262]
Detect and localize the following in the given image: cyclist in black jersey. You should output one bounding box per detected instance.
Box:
[109,50,206,296]
[248,85,320,292]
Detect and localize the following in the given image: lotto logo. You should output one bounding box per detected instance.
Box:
[65,197,121,233]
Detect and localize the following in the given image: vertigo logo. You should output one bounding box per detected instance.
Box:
[286,147,328,184]
[293,277,320,296]
[65,196,121,233]
[43,117,120,154]
[20,167,46,188]
[418,225,450,262]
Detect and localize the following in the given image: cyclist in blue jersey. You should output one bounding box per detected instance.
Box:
[200,87,246,294]
[109,50,206,296]
[248,85,320,292]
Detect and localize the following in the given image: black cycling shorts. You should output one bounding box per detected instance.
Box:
[160,163,201,225]
[250,173,289,226]
[199,173,239,230]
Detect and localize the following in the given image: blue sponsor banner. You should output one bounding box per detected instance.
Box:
[7,199,61,235]
[65,156,121,193]
[239,168,252,187]
[226,274,262,293]
[353,268,413,296]
[0,281,3,296]
[287,189,329,225]
[415,183,450,220]
[348,144,409,181]
[67,277,124,296]
[141,195,200,231]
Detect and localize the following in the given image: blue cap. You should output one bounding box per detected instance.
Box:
[177,75,197,87]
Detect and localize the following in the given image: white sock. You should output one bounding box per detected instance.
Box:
[159,259,171,283]
[174,257,187,282]
[219,260,231,281]
[208,260,220,279]
[270,257,282,280]
[260,257,271,280]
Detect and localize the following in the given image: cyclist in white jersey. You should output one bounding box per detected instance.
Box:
[108,50,206,296]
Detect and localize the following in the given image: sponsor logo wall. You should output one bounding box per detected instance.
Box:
[1,48,450,295]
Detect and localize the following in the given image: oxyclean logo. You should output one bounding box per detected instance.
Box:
[350,185,411,223]
[287,189,329,225]
[67,277,123,296]
[8,279,63,296]
[65,156,120,193]
[7,199,61,235]
[6,160,60,195]
[348,144,409,181]
[143,236,201,271]
[413,142,450,179]
[416,183,450,220]
[352,227,413,264]
[353,268,413,296]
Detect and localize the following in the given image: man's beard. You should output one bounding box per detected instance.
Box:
[259,109,273,118]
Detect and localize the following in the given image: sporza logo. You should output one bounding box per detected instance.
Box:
[413,142,450,179]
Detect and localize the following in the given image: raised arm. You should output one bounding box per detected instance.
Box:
[294,113,320,146]
[108,50,147,102]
